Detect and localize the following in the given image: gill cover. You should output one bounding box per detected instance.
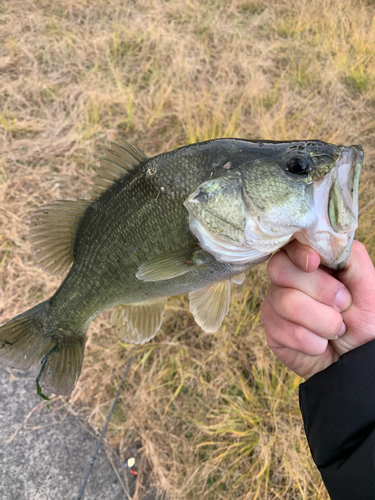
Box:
[184,175,277,264]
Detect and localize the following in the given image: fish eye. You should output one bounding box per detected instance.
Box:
[286,155,310,175]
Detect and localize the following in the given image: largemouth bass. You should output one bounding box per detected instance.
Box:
[0,139,363,396]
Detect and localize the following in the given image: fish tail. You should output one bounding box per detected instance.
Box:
[0,301,86,397]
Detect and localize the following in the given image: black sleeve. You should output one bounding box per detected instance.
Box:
[299,339,375,500]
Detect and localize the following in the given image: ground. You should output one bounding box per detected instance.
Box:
[0,367,128,500]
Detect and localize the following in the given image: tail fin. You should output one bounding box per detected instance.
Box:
[0,301,86,396]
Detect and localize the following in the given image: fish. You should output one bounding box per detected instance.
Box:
[0,138,364,396]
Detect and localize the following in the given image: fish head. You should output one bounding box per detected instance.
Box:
[184,140,363,269]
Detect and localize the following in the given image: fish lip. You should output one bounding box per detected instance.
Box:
[336,144,363,214]
[325,144,363,269]
[333,144,363,269]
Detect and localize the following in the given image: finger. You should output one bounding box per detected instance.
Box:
[267,284,346,339]
[338,241,375,310]
[281,239,321,273]
[262,297,329,356]
[262,298,338,378]
[270,345,336,379]
[267,250,352,312]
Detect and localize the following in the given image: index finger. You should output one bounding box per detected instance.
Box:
[282,240,321,273]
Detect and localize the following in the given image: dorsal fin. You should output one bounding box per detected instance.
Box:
[91,139,148,200]
[29,200,91,275]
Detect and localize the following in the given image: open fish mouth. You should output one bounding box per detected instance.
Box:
[295,144,364,269]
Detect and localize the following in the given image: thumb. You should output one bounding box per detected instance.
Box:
[337,241,375,309]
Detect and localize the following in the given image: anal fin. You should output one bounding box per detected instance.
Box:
[189,280,231,333]
[111,299,165,344]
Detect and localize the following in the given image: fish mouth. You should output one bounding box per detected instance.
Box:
[295,145,364,269]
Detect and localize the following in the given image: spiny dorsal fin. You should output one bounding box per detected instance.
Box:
[29,199,91,275]
[110,139,147,164]
[111,298,165,344]
[189,280,231,333]
[91,139,148,200]
[136,248,206,282]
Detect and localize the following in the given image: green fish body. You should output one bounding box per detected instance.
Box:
[0,138,364,395]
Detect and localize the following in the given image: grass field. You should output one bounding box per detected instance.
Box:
[1,0,375,498]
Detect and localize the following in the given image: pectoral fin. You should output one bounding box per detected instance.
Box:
[111,299,165,344]
[189,280,231,333]
[136,248,205,282]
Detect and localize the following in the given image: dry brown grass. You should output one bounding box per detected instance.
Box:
[1,0,375,498]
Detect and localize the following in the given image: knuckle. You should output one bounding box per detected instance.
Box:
[290,324,327,356]
[261,298,271,324]
[292,299,309,322]
[266,283,279,304]
[314,274,338,306]
[307,339,328,356]
[325,312,343,337]
[262,299,286,348]
[278,288,299,317]
[267,339,280,354]
[290,322,308,345]
[267,252,287,283]
[265,317,285,350]
[314,275,327,299]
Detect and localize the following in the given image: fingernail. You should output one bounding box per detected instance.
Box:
[338,322,346,336]
[295,248,309,271]
[334,288,352,312]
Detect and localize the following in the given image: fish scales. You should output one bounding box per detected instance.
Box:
[60,143,244,310]
[54,140,271,316]
[0,138,364,396]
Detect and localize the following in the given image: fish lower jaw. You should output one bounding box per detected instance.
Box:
[295,229,355,269]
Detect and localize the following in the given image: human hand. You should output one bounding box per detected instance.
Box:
[261,240,375,379]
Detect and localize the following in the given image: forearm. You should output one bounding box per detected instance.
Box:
[299,339,375,500]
